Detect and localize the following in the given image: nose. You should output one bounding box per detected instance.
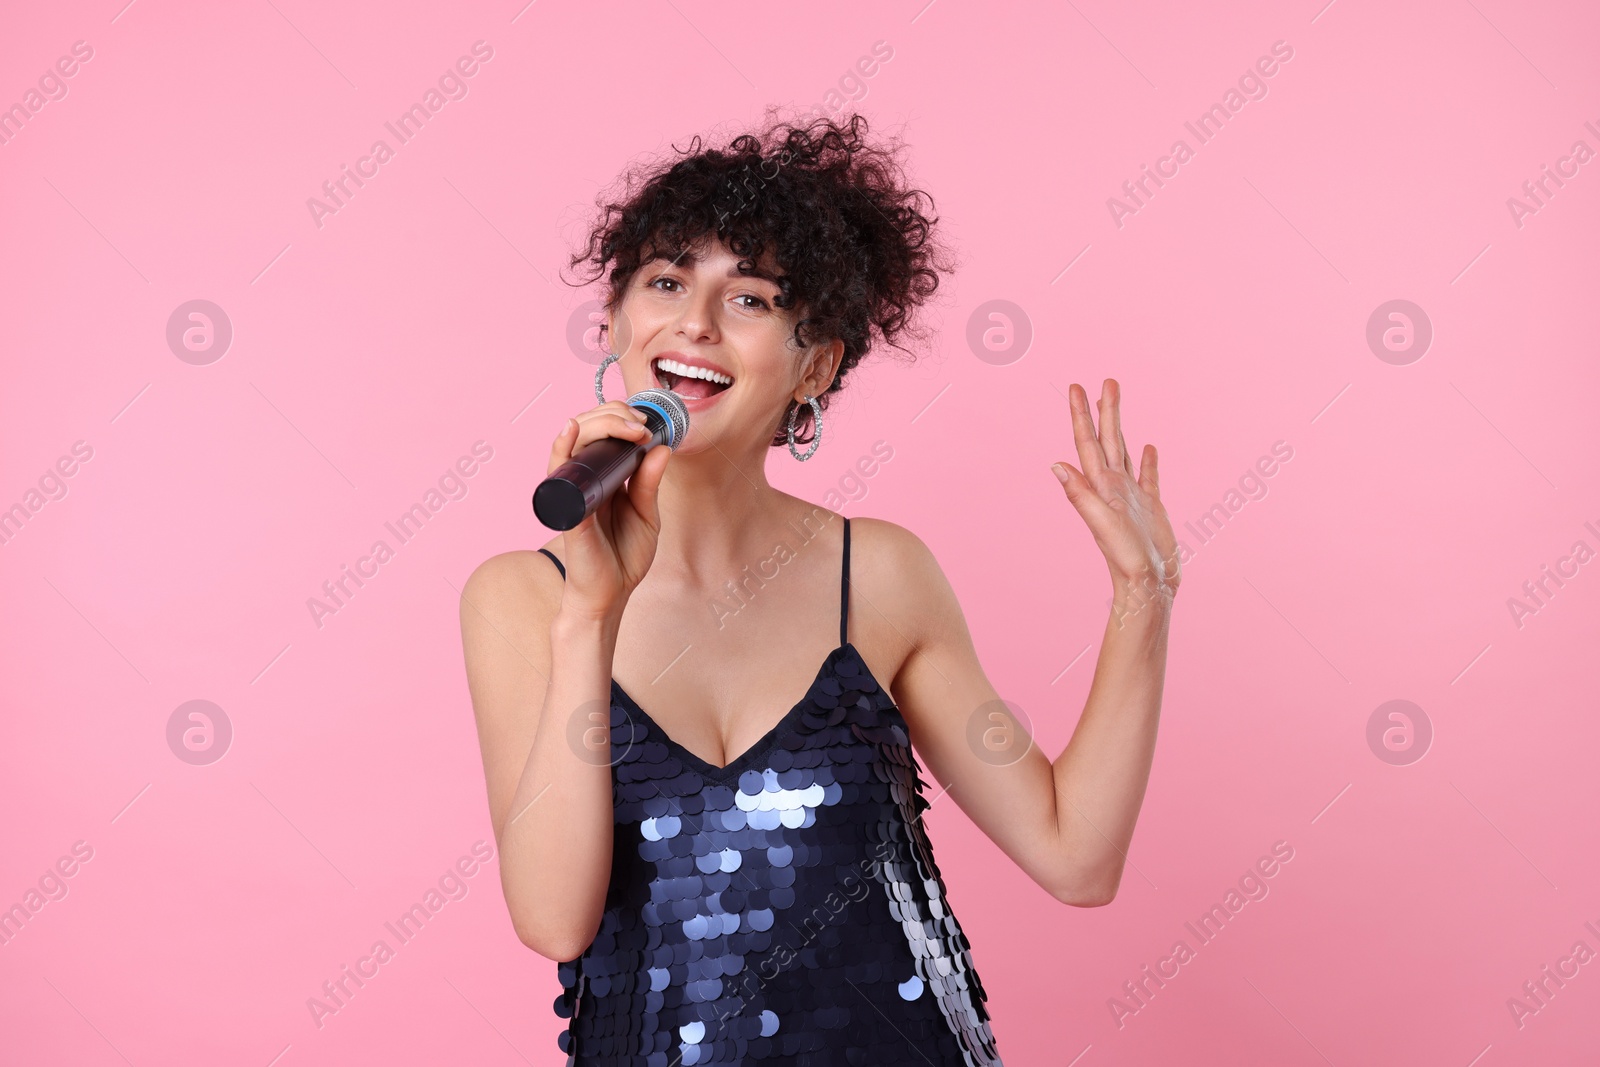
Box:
[674,285,719,344]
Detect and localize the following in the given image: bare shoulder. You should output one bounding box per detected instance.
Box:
[458,540,566,640]
[846,515,941,580]
[844,516,964,647]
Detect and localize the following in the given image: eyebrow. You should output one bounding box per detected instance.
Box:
[649,248,782,285]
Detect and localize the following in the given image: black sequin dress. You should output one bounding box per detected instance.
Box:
[536,518,1003,1065]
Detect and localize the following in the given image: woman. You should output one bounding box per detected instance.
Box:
[461,114,1179,1064]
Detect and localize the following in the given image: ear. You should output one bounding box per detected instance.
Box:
[606,304,633,358]
[796,339,845,400]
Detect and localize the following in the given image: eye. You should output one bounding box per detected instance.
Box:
[648,276,683,293]
[734,293,770,310]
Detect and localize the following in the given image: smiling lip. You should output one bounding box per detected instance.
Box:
[671,390,728,413]
[651,351,734,381]
[651,351,734,410]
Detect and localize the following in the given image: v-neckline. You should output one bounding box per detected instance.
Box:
[609,641,861,781]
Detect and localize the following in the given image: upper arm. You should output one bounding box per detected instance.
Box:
[458,548,564,842]
[856,519,1070,897]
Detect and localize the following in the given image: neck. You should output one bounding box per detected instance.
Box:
[649,434,828,582]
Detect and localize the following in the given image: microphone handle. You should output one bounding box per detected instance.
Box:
[532,389,685,531]
[533,436,645,531]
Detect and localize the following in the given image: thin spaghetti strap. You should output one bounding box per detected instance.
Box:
[839,517,851,646]
[537,547,566,580]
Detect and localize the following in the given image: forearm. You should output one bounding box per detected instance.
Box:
[497,608,621,958]
[1048,575,1173,901]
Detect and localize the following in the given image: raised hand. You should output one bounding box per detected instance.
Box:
[1051,380,1181,613]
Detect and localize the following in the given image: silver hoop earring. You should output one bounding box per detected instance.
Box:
[787,395,823,462]
[594,352,620,405]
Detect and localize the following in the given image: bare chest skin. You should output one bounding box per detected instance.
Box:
[606,529,907,769]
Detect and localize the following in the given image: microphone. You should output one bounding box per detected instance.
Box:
[532,389,689,531]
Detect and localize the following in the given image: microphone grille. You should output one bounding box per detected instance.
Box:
[626,389,690,450]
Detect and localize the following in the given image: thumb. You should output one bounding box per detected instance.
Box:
[628,444,672,532]
[1051,461,1085,497]
[1051,461,1112,520]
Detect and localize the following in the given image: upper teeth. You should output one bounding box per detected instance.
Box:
[656,357,732,386]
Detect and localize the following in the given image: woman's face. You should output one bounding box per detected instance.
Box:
[608,237,834,454]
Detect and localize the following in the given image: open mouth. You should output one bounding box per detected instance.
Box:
[652,356,734,400]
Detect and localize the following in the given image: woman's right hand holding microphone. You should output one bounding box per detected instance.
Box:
[547,400,672,622]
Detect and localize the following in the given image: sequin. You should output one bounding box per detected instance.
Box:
[538,519,1002,1065]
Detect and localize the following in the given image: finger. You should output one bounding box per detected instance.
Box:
[1096,380,1123,471]
[576,412,649,441]
[627,444,672,533]
[1069,383,1108,478]
[1137,444,1160,498]
[576,401,649,430]
[597,400,647,423]
[1107,377,1132,473]
[1094,379,1132,470]
[1051,459,1116,525]
[573,410,653,451]
[548,417,580,474]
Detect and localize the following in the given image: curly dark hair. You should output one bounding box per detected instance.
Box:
[567,112,955,446]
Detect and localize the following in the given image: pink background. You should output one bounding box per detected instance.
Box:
[3,0,1598,1063]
